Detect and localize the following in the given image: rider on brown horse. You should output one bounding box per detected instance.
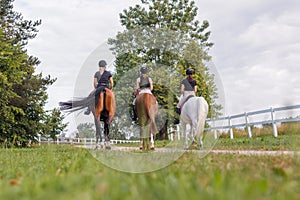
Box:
[132,64,154,121]
[85,60,114,115]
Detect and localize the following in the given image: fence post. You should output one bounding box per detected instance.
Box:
[228,116,233,139]
[271,107,278,137]
[213,119,218,139]
[245,112,252,138]
[169,126,174,141]
[38,134,41,145]
[176,125,180,140]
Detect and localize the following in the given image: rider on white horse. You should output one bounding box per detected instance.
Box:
[176,68,198,115]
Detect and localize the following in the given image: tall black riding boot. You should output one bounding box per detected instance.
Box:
[132,105,137,121]
[174,107,181,124]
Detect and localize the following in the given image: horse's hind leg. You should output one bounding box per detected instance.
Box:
[140,126,151,150]
[94,117,102,149]
[150,133,155,150]
[183,123,188,150]
[104,123,111,150]
[198,131,204,149]
[149,121,156,150]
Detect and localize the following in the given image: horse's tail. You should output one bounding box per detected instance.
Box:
[103,88,116,124]
[59,95,94,113]
[150,102,158,135]
[196,97,209,136]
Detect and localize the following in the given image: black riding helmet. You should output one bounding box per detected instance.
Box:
[140,64,148,74]
[98,60,107,67]
[186,68,193,75]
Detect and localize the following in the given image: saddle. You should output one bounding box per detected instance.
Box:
[184,95,195,104]
[176,95,195,115]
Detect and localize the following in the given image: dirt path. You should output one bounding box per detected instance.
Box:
[82,145,300,156]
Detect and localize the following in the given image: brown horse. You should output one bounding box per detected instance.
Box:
[59,88,116,149]
[135,93,158,150]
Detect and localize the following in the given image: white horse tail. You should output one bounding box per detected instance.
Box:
[196,97,209,144]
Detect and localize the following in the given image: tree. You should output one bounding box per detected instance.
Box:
[77,123,95,138]
[108,0,221,132]
[0,0,66,147]
[43,109,68,140]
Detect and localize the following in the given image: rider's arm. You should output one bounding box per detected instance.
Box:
[136,78,140,91]
[194,85,197,94]
[93,77,98,89]
[181,84,185,95]
[149,77,153,91]
[109,77,114,89]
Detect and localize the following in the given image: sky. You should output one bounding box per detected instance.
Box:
[13,0,300,132]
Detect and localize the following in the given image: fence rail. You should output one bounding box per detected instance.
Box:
[40,104,300,145]
[204,104,300,139]
[38,136,140,146]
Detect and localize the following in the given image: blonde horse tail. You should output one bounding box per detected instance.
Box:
[196,97,209,145]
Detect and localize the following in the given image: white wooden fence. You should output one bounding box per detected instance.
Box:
[204,104,300,139]
[39,104,300,144]
[38,136,140,145]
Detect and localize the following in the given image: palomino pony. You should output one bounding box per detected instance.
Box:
[179,96,208,149]
[59,88,116,149]
[135,93,158,150]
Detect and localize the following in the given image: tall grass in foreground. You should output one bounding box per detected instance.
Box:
[0,145,300,200]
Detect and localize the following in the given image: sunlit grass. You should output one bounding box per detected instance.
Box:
[0,145,300,200]
[0,123,299,199]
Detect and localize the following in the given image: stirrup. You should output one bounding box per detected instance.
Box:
[84,109,91,115]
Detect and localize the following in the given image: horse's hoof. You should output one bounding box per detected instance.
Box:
[139,146,143,150]
[105,146,111,150]
[150,146,155,150]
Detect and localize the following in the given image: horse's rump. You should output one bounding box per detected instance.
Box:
[180,96,208,145]
[182,97,208,121]
[135,93,158,134]
[95,88,116,124]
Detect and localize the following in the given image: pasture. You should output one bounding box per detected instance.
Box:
[1,133,300,200]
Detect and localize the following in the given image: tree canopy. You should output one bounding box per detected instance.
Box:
[108,0,222,129]
[0,0,66,147]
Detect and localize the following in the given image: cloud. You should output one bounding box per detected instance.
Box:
[195,0,300,115]
[238,12,300,50]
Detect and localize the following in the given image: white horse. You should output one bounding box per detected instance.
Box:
[180,96,209,149]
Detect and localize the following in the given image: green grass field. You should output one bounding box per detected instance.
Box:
[1,142,300,200]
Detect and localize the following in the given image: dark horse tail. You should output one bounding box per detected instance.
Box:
[59,94,95,114]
